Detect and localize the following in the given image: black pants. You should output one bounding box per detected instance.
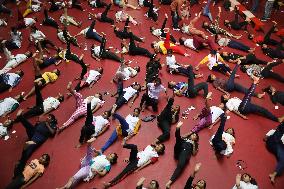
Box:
[0,4,11,15]
[212,114,227,152]
[101,50,122,63]
[109,144,138,186]
[241,53,267,65]
[171,11,180,29]
[261,61,284,83]
[71,0,84,10]
[49,0,62,12]
[42,9,59,29]
[99,4,114,24]
[89,0,107,7]
[5,174,25,189]
[79,103,95,144]
[5,40,19,50]
[140,93,158,112]
[186,66,208,98]
[0,81,10,93]
[114,30,142,42]
[129,33,153,58]
[38,39,56,50]
[212,64,231,75]
[171,128,192,182]
[147,0,158,22]
[22,85,44,118]
[159,0,172,4]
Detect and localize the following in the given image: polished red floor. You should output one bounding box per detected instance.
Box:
[0,0,284,189]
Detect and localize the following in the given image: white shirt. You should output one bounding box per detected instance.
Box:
[43,97,60,113]
[117,67,137,80]
[152,29,162,37]
[92,116,109,136]
[137,145,159,167]
[147,83,166,99]
[24,18,36,27]
[184,38,196,50]
[0,123,8,137]
[232,181,258,189]
[84,97,104,110]
[85,70,101,84]
[0,97,19,116]
[30,30,46,42]
[210,106,224,123]
[266,129,284,144]
[31,4,41,12]
[57,31,66,43]
[80,27,96,36]
[4,54,27,71]
[123,87,138,101]
[207,53,223,70]
[210,132,235,156]
[125,114,140,134]
[3,73,20,86]
[0,19,7,26]
[90,155,110,172]
[166,55,180,69]
[11,31,22,48]
[226,97,241,112]
[92,46,101,57]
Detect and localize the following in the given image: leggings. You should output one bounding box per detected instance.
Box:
[63,92,87,128]
[79,103,95,144]
[212,64,231,75]
[261,61,284,83]
[129,32,153,58]
[264,25,279,46]
[228,40,250,52]
[86,20,102,42]
[171,11,180,29]
[108,144,138,186]
[164,32,186,56]
[71,0,84,11]
[22,84,44,118]
[191,108,212,133]
[241,54,267,65]
[140,93,158,112]
[186,66,208,98]
[212,114,227,152]
[99,4,114,24]
[42,9,59,29]
[171,128,192,182]
[101,113,129,152]
[99,37,122,63]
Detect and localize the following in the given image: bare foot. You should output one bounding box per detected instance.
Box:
[269,173,276,184]
[75,143,82,148]
[257,92,265,99]
[16,109,24,117]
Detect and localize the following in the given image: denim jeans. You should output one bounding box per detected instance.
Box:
[262,0,274,19]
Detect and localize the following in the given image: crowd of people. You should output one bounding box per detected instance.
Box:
[0,0,284,188]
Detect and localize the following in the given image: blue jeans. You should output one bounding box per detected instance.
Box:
[228,40,250,52]
[262,0,274,19]
[251,0,259,13]
[86,29,102,42]
[203,0,213,22]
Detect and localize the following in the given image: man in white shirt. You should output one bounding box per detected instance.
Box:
[221,94,248,120]
[29,26,57,52]
[0,70,24,93]
[74,67,103,92]
[4,28,22,50]
[140,78,167,112]
[0,92,24,117]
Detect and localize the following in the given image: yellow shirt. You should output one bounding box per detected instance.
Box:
[23,159,44,182]
[156,41,175,55]
[42,72,58,83]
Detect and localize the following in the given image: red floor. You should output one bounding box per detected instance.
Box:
[0,0,284,189]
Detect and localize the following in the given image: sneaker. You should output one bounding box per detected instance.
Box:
[173,28,180,31]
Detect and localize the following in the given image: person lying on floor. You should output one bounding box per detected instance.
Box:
[240,59,284,83]
[150,14,176,43]
[69,0,85,11]
[238,76,284,123]
[112,0,140,9]
[76,100,111,148]
[151,28,189,56]
[224,6,250,31]
[91,33,123,63]
[56,139,118,189]
[42,8,59,29]
[264,122,284,184]
[93,3,114,25]
[140,78,167,112]
[115,10,138,25]
[59,82,104,132]
[75,20,103,42]
[19,82,63,120]
[23,0,42,17]
[23,59,60,100]
[215,34,255,53]
[145,0,159,22]
[136,177,159,189]
[153,97,180,144]
[0,70,24,93]
[179,35,217,52]
[195,50,233,77]
[3,27,22,50]
[221,94,248,120]
[207,62,265,98]
[109,80,141,113]
[181,12,207,39]
[0,92,24,117]
[74,67,103,92]
[59,7,82,28]
[12,110,57,177]
[0,42,32,74]
[166,49,202,77]
[6,154,50,189]
[232,173,258,189]
[103,139,165,188]
[0,119,13,138]
[168,65,212,99]
[165,121,199,189]
[184,163,206,189]
[15,9,37,30]
[263,85,284,106]
[88,0,107,8]
[210,113,236,157]
[261,42,284,59]
[145,54,162,84]
[112,62,140,82]
[220,52,267,65]
[100,108,141,153]
[49,0,65,12]
[57,27,80,47]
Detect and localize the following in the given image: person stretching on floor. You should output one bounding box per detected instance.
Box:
[168,65,212,99]
[3,27,22,50]
[263,85,284,106]
[184,163,206,189]
[165,121,199,189]
[224,6,250,31]
[76,101,111,148]
[181,12,207,39]
[136,177,159,189]
[210,113,236,157]
[112,62,140,82]
[221,94,248,120]
[238,76,284,123]
[56,139,118,189]
[153,97,180,144]
[264,122,284,184]
[0,70,24,93]
[103,139,165,188]
[74,67,103,92]
[100,108,141,153]
[93,3,114,25]
[15,9,37,30]
[179,35,217,52]
[0,92,24,117]
[207,62,264,98]
[115,10,138,25]
[75,20,103,42]
[232,173,258,189]
[59,82,104,132]
[57,27,80,47]
[42,8,59,29]
[6,154,50,189]
[59,7,82,27]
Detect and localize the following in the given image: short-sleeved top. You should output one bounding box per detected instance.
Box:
[91,46,101,57]
[123,87,138,101]
[24,18,36,26]
[90,155,111,172]
[1,73,21,87]
[32,122,57,143]
[43,97,60,113]
[147,83,166,99]
[57,31,66,42]
[92,116,109,136]
[125,114,140,134]
[30,30,46,42]
[166,55,179,69]
[85,70,101,84]
[226,97,241,111]
[11,31,22,48]
[23,159,45,182]
[232,181,258,189]
[86,97,105,110]
[212,78,227,89]
[6,54,28,69]
[118,67,137,81]
[152,29,162,37]
[0,123,8,137]
[137,145,159,167]
[41,72,58,84]
[174,82,188,96]
[217,38,231,46]
[210,106,224,123]
[210,132,235,156]
[0,97,19,116]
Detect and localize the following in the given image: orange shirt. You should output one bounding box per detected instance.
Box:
[23,159,45,181]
